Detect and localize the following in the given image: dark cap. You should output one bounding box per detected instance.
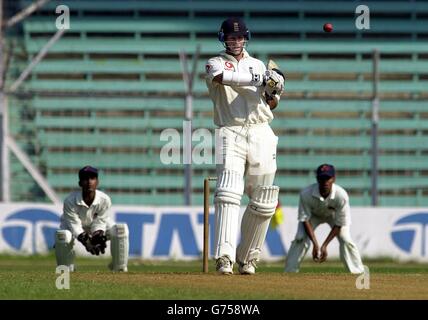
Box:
[316,164,335,179]
[78,165,98,180]
[218,17,250,41]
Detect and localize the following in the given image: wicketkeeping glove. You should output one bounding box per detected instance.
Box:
[91,230,107,255]
[77,231,96,254]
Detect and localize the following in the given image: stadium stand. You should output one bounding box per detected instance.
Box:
[5,0,428,206]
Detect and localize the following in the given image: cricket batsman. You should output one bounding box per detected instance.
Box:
[54,166,129,272]
[205,17,285,274]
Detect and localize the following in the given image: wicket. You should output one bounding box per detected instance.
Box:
[203,176,217,273]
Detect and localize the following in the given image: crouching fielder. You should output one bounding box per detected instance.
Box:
[55,166,129,272]
[285,164,364,274]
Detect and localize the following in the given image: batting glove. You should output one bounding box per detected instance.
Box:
[264,69,285,97]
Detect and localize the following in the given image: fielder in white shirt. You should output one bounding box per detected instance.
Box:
[285,164,365,274]
[205,17,285,275]
[54,166,129,272]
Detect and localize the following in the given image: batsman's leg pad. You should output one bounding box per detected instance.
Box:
[55,230,75,271]
[236,185,279,264]
[215,169,244,206]
[214,170,244,263]
[109,223,129,272]
[214,202,240,263]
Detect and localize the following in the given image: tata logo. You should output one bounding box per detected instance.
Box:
[1,209,60,253]
[116,212,286,257]
[391,213,428,256]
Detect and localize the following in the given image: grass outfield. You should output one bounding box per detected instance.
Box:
[0,254,427,299]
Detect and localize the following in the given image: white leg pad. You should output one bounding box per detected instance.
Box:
[109,224,129,272]
[55,230,75,271]
[214,202,240,263]
[215,169,244,206]
[236,185,279,264]
[214,170,244,263]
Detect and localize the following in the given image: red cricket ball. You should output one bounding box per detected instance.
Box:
[323,23,333,33]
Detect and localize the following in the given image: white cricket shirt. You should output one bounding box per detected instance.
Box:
[60,190,113,237]
[205,49,275,127]
[298,183,351,226]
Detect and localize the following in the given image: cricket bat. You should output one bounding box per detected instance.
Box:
[267,59,285,80]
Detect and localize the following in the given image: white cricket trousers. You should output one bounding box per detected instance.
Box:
[214,122,279,264]
[285,215,364,274]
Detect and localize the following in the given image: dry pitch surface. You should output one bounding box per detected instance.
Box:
[0,255,427,299]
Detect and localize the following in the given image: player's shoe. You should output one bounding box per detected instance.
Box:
[108,262,128,272]
[238,260,257,275]
[216,255,233,275]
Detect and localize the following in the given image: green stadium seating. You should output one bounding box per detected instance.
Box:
[6,0,428,206]
[24,38,428,54]
[30,59,428,74]
[23,17,428,34]
[18,0,428,13]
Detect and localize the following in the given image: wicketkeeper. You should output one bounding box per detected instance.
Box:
[54,166,129,272]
